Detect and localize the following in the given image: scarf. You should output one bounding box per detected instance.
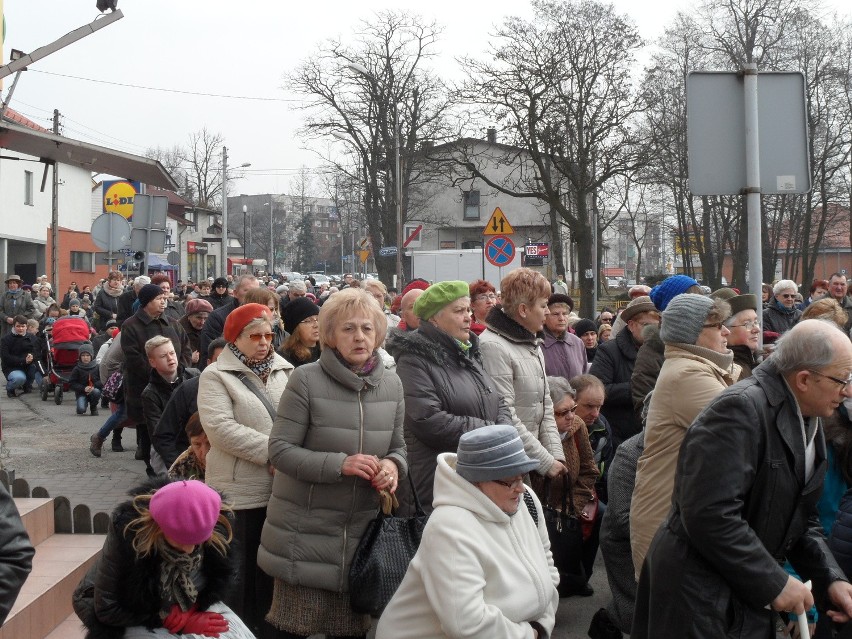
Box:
[772,298,798,315]
[228,342,274,384]
[455,338,472,354]
[333,348,380,376]
[158,542,203,614]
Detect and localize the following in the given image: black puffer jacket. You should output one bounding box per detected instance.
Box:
[69,356,103,396]
[72,477,235,639]
[830,489,852,579]
[140,366,199,441]
[152,376,200,468]
[589,327,642,446]
[0,482,34,626]
[389,322,511,512]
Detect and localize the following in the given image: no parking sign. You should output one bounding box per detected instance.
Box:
[485,235,515,267]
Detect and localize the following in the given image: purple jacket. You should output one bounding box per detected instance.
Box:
[541,329,587,381]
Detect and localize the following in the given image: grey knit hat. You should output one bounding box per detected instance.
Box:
[660,293,715,345]
[455,424,539,482]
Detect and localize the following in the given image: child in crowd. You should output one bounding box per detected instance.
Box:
[73,479,254,638]
[69,343,102,416]
[168,412,210,481]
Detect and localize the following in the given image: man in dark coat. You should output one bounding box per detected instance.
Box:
[116,276,149,326]
[119,284,190,468]
[198,274,258,369]
[632,319,852,638]
[589,296,659,447]
[1,315,40,396]
[0,481,34,626]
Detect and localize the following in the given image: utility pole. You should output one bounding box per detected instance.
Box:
[221,147,228,276]
[51,109,60,293]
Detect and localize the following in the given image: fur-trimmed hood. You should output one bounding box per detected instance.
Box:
[483,306,541,345]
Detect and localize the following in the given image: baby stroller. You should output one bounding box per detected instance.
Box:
[40,316,91,405]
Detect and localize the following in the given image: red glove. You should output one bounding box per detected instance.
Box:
[162,604,194,633]
[181,610,229,637]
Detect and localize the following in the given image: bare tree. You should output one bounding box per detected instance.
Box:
[445,0,646,315]
[288,11,454,283]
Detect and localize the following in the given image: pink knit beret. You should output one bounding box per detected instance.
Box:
[149,480,222,545]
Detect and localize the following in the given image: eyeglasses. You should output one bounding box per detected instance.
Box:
[808,369,852,389]
[703,322,725,330]
[554,406,577,418]
[474,293,497,302]
[246,332,274,342]
[300,317,319,325]
[729,319,760,330]
[779,293,797,299]
[492,477,525,490]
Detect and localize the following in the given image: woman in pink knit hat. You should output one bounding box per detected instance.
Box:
[73,479,255,638]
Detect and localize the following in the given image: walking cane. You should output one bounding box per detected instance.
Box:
[797,580,812,639]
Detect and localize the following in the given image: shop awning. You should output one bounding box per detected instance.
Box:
[0,120,178,190]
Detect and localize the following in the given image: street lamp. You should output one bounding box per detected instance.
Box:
[220,146,250,276]
[264,202,273,273]
[345,63,404,289]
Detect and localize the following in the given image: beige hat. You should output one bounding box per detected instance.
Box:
[619,295,657,323]
[5,274,22,285]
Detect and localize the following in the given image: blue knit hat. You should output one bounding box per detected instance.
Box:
[649,275,699,312]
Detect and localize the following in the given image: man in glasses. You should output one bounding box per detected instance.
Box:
[763,279,803,336]
[632,319,852,638]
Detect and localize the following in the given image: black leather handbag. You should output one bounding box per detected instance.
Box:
[349,474,429,616]
[542,475,587,596]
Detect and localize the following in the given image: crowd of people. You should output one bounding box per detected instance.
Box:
[5,267,852,638]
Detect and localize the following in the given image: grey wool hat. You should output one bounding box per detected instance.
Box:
[660,293,716,345]
[455,424,540,482]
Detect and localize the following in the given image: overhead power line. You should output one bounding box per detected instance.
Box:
[30,69,300,102]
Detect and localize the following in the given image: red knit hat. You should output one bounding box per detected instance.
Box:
[390,278,431,314]
[223,303,273,342]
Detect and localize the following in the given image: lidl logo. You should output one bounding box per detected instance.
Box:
[103,181,138,219]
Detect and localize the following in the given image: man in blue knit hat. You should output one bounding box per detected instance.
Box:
[649,275,701,312]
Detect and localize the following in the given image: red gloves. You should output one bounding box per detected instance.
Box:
[181,611,229,636]
[162,604,229,637]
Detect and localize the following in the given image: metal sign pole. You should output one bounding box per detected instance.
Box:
[743,63,763,343]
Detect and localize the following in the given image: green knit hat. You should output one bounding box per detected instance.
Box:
[414,281,470,320]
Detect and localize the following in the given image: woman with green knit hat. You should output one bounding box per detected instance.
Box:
[388,280,511,513]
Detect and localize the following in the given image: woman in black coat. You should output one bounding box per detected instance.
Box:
[72,478,254,639]
[387,280,511,513]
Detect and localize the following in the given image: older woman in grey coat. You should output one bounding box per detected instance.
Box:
[388,280,511,512]
[258,288,406,639]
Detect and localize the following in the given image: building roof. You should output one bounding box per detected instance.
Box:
[1,107,50,133]
[0,118,178,190]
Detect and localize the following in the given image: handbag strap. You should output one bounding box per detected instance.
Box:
[407,472,426,516]
[543,474,578,516]
[227,371,276,422]
[522,489,539,525]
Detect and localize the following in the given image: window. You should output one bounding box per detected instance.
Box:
[70,252,95,272]
[24,171,34,206]
[463,190,480,220]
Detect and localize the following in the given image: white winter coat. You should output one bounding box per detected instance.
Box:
[376,453,559,639]
[198,347,293,509]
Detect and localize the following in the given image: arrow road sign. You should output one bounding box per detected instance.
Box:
[485,235,516,267]
[483,207,515,236]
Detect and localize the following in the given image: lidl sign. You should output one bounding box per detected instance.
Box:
[103,180,141,219]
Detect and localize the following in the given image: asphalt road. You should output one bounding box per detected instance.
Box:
[0,386,615,639]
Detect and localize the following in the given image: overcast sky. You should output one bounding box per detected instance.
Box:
[3,0,850,198]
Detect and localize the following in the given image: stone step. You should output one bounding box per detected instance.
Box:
[15,498,55,546]
[0,534,105,639]
[43,613,86,639]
